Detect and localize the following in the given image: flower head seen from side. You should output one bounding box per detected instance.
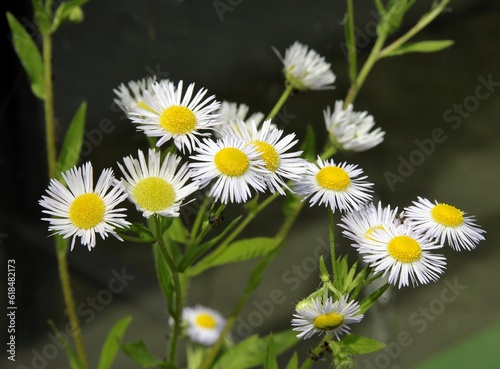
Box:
[274,41,336,91]
[117,149,199,218]
[128,80,221,153]
[227,119,306,195]
[292,296,364,340]
[183,305,226,346]
[39,162,130,251]
[218,100,265,128]
[339,202,400,248]
[113,75,159,114]
[294,157,373,213]
[189,136,267,203]
[404,197,486,251]
[324,100,385,152]
[358,223,447,288]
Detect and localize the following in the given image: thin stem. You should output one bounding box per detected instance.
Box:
[378,0,451,59]
[346,0,358,84]
[43,33,57,179]
[266,83,294,120]
[43,22,89,369]
[328,208,337,284]
[155,216,183,363]
[298,338,335,369]
[55,239,88,369]
[189,196,210,240]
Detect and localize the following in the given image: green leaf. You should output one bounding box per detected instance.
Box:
[300,125,316,162]
[213,330,298,369]
[285,352,298,369]
[47,320,85,369]
[98,316,133,369]
[52,0,90,32]
[56,101,86,179]
[121,340,173,368]
[384,40,454,57]
[166,217,189,244]
[6,12,45,99]
[339,334,385,355]
[359,282,390,314]
[153,243,175,313]
[264,335,279,369]
[189,236,276,276]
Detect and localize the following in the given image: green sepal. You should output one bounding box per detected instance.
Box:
[56,101,86,180]
[52,0,90,32]
[97,316,133,369]
[383,40,454,57]
[6,12,45,99]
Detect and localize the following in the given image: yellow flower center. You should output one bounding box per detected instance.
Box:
[159,105,196,134]
[252,140,280,172]
[316,166,351,191]
[364,225,385,241]
[431,203,464,227]
[132,177,175,212]
[195,313,217,329]
[214,148,249,177]
[387,235,422,263]
[69,193,105,229]
[313,313,344,331]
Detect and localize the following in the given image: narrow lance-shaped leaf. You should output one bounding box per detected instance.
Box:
[6,12,45,99]
[264,335,279,369]
[48,320,85,369]
[383,40,454,57]
[56,101,86,180]
[284,352,298,369]
[98,316,133,369]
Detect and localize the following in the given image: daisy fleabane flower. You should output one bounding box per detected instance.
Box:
[117,149,198,218]
[219,101,265,128]
[404,197,486,251]
[292,296,364,340]
[294,157,373,212]
[226,119,307,195]
[358,223,447,288]
[182,305,226,346]
[324,100,385,152]
[39,162,130,251]
[128,80,221,153]
[274,41,336,91]
[113,75,160,114]
[339,202,400,248]
[189,136,268,203]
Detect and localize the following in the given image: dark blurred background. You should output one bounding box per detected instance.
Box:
[1,0,499,368]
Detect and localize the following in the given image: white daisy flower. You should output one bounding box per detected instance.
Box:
[39,162,130,251]
[183,305,226,346]
[113,75,159,114]
[292,296,364,340]
[404,197,486,251]
[189,136,268,204]
[226,119,307,195]
[294,157,373,212]
[117,149,199,218]
[358,223,447,288]
[339,202,400,247]
[274,41,336,91]
[128,80,221,153]
[324,101,385,152]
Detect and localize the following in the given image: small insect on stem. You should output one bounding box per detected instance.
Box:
[208,212,225,226]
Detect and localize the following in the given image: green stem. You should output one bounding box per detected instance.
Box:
[346,0,358,83]
[155,216,183,363]
[266,83,294,120]
[378,0,451,59]
[328,208,337,285]
[189,196,210,240]
[43,25,88,369]
[298,338,334,369]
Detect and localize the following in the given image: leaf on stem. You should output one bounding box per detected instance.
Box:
[121,339,175,368]
[6,12,45,99]
[359,282,390,314]
[383,40,454,57]
[153,243,175,314]
[264,335,279,369]
[56,101,86,180]
[285,352,299,369]
[52,0,90,32]
[97,316,133,369]
[48,320,85,369]
[339,334,385,355]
